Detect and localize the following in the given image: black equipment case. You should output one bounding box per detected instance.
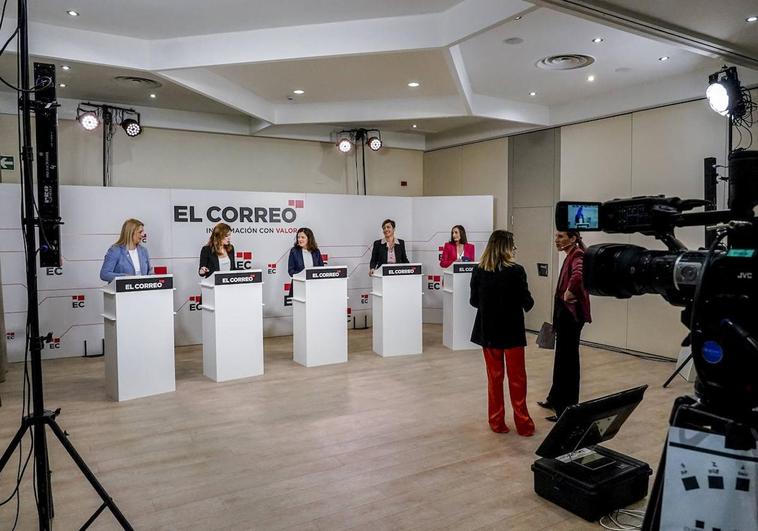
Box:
[531,386,652,521]
[532,445,651,521]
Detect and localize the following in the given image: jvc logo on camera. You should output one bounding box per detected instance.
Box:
[737,271,753,280]
[45,267,63,276]
[236,251,253,269]
[427,275,441,290]
[189,295,202,311]
[71,295,86,309]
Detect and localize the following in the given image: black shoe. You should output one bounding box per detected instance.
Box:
[537,400,554,410]
[545,415,558,423]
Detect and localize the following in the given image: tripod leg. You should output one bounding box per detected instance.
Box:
[641,434,668,531]
[662,353,693,388]
[0,420,30,472]
[44,418,134,531]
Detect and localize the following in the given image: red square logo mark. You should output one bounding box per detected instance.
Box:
[237,251,253,260]
[154,266,168,274]
[288,199,304,208]
[284,283,291,292]
[71,295,85,301]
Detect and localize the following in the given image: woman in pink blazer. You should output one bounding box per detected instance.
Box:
[440,225,476,268]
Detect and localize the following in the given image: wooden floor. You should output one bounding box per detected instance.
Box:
[0,325,690,530]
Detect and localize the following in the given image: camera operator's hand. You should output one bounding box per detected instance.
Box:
[564,289,576,302]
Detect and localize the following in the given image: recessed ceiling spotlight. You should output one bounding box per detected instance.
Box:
[746,15,757,23]
[293,89,305,95]
[149,93,157,99]
[411,124,417,129]
[67,10,79,16]
[587,75,595,82]
[503,37,524,45]
[514,15,522,20]
[592,37,604,43]
[59,83,66,88]
[61,65,71,71]
[407,81,420,88]
[658,56,670,62]
[529,91,536,96]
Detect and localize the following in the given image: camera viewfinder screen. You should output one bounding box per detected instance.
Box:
[568,203,599,230]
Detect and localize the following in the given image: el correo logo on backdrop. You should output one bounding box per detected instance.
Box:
[173,202,299,234]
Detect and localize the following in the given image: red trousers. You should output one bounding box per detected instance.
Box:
[483,346,535,435]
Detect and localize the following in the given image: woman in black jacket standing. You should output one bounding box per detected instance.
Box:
[198,222,237,277]
[470,230,535,436]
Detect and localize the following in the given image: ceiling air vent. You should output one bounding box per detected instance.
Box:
[113,76,163,89]
[536,54,595,70]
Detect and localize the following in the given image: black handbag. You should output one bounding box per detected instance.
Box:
[537,322,556,349]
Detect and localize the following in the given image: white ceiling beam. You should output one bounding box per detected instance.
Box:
[470,94,550,125]
[445,45,475,114]
[274,97,467,125]
[441,0,533,45]
[155,68,275,123]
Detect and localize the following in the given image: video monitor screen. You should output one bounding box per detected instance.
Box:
[567,203,600,230]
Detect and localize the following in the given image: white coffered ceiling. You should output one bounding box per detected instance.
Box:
[0,0,755,148]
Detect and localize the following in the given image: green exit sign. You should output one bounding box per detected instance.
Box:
[0,155,14,171]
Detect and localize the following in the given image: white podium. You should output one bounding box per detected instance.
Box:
[292,266,348,367]
[372,263,423,357]
[443,262,478,350]
[200,270,264,382]
[102,275,175,401]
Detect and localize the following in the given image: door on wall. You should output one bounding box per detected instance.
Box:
[511,206,554,332]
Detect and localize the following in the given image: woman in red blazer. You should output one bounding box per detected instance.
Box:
[539,230,592,421]
[440,225,476,267]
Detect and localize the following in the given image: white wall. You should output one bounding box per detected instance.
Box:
[422,137,507,229]
[0,115,424,196]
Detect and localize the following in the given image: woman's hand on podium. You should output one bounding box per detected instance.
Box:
[369,268,374,277]
[199,266,209,277]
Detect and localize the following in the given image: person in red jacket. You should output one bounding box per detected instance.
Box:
[439,225,476,268]
[539,229,592,421]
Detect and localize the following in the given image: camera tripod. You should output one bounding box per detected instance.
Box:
[0,1,132,529]
[641,396,758,531]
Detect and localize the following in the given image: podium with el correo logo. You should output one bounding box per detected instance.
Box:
[443,262,478,350]
[101,274,175,401]
[292,266,348,367]
[200,270,264,382]
[372,263,423,357]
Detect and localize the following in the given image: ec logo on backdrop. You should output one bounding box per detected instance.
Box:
[283,283,292,307]
[267,262,277,274]
[235,251,253,269]
[427,275,441,290]
[71,295,86,309]
[6,332,14,341]
[360,293,369,304]
[45,267,63,276]
[47,337,62,350]
[188,295,202,311]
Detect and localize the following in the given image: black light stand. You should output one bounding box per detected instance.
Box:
[0,2,132,529]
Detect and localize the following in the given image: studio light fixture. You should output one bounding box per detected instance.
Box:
[706,66,756,152]
[337,136,353,153]
[367,135,382,151]
[76,103,143,186]
[67,10,79,16]
[77,110,99,131]
[121,118,142,137]
[707,66,744,117]
[334,128,384,194]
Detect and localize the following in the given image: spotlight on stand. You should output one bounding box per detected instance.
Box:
[367,135,382,151]
[121,118,142,137]
[337,136,353,153]
[707,66,744,118]
[77,110,99,131]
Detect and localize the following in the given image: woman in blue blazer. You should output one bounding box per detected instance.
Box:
[99,218,152,282]
[287,227,324,296]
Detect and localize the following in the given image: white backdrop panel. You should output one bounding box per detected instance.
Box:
[0,183,492,361]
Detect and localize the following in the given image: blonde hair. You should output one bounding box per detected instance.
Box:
[115,218,144,247]
[207,223,233,255]
[478,230,516,272]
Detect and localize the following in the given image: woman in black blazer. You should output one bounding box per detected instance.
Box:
[199,223,237,277]
[287,227,324,295]
[470,230,535,436]
[369,218,409,275]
